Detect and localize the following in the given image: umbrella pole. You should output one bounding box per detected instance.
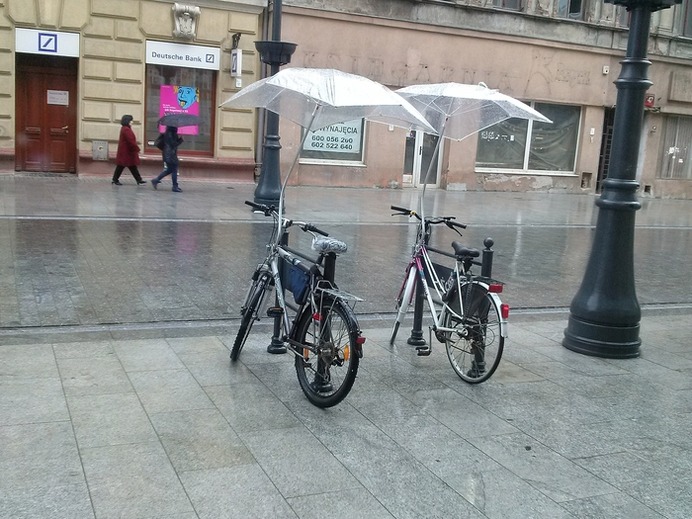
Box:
[277,105,319,223]
[418,118,447,221]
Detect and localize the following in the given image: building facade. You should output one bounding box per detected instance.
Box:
[1,0,691,198]
[273,0,692,198]
[1,0,266,180]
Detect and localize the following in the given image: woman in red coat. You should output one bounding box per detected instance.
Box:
[112,115,146,185]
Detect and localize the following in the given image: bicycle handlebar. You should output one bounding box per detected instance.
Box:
[390,205,467,229]
[245,200,329,236]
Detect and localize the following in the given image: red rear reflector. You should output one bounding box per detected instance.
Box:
[356,336,366,345]
[489,283,503,293]
[501,304,510,319]
[312,312,321,321]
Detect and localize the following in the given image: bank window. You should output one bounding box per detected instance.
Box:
[145,65,215,155]
[660,115,692,179]
[299,119,366,163]
[475,102,580,174]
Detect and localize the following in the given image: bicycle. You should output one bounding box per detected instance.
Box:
[231,200,365,408]
[389,205,509,383]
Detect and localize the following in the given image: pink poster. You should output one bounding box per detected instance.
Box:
[159,85,199,135]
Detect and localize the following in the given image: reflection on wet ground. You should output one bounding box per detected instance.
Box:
[1,175,691,333]
[2,218,691,329]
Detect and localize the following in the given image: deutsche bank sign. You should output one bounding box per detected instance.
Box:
[146,41,220,71]
[15,28,80,57]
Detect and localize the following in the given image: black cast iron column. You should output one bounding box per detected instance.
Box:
[563,0,680,358]
[254,0,297,206]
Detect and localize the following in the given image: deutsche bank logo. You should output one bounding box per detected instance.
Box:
[38,32,58,53]
[205,54,214,63]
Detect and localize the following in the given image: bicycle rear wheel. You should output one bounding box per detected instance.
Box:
[231,270,271,361]
[293,295,360,407]
[442,282,504,384]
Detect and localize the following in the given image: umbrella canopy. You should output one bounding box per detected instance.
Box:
[396,82,551,142]
[220,67,434,133]
[395,82,552,215]
[157,113,200,128]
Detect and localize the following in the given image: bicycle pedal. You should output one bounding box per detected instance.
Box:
[266,306,283,318]
[416,347,432,357]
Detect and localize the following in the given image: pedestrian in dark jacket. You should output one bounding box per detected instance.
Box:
[112,115,146,185]
[151,126,183,192]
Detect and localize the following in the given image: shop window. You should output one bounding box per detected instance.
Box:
[299,119,366,163]
[145,64,215,155]
[493,0,522,9]
[660,115,692,179]
[683,0,692,36]
[475,102,581,174]
[557,0,583,19]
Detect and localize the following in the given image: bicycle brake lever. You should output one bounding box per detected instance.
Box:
[446,221,463,237]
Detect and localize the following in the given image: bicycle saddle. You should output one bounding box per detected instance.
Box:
[312,237,348,255]
[451,241,480,258]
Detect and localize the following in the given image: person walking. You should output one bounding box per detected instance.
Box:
[151,126,183,192]
[112,115,146,186]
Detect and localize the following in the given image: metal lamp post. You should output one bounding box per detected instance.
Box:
[253,0,297,206]
[563,0,680,358]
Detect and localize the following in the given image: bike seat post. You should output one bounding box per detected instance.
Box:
[322,252,337,284]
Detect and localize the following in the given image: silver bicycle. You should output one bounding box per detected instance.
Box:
[389,205,509,383]
[231,201,365,407]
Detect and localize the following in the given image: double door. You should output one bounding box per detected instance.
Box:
[16,55,77,173]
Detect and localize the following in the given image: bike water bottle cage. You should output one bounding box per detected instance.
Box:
[312,237,348,255]
[451,241,480,259]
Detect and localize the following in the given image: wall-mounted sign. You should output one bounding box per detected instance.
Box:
[15,28,80,57]
[303,120,363,154]
[159,85,199,135]
[231,49,242,77]
[47,90,69,106]
[146,40,220,71]
[300,119,365,162]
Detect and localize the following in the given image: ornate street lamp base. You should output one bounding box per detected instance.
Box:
[563,316,641,358]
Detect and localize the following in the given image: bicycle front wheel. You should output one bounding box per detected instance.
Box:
[293,296,360,408]
[442,283,504,384]
[231,270,271,361]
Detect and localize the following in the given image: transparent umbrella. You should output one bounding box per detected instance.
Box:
[221,67,434,217]
[396,82,552,212]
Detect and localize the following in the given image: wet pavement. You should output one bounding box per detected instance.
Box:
[1,173,691,341]
[1,173,692,519]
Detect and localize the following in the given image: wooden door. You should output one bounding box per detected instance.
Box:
[16,55,77,173]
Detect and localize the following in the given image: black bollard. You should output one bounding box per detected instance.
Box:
[407,275,427,347]
[267,230,288,354]
[481,237,494,279]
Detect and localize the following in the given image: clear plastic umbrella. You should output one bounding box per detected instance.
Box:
[220,67,435,217]
[222,67,434,133]
[396,82,552,214]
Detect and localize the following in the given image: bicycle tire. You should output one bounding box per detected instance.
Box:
[390,265,417,345]
[293,295,360,407]
[442,282,504,384]
[231,270,271,361]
